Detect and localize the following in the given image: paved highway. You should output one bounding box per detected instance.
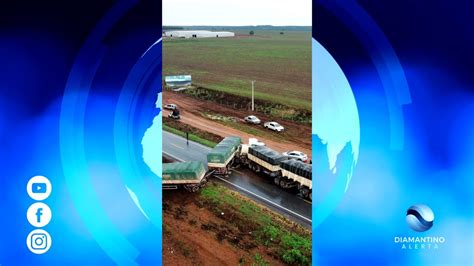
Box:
[163,131,312,228]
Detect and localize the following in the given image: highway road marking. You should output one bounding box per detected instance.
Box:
[215,176,312,224]
[232,169,312,205]
[163,151,182,161]
[231,169,245,175]
[163,138,312,224]
[170,142,184,150]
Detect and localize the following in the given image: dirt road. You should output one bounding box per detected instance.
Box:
[163,92,311,157]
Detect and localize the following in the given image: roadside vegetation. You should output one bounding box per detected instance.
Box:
[200,183,312,265]
[163,123,218,148]
[182,87,311,124]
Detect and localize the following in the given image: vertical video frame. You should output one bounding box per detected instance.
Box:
[162,1,312,265]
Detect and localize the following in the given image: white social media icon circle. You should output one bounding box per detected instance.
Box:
[27,175,52,201]
[26,229,52,254]
[27,202,52,227]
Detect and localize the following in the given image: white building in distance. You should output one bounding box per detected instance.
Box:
[163,30,235,39]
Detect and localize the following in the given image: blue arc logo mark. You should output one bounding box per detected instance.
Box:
[406,204,435,232]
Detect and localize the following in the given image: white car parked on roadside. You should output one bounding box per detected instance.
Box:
[264,121,284,132]
[244,115,261,124]
[283,151,308,162]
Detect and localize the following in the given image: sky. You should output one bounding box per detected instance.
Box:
[163,0,312,26]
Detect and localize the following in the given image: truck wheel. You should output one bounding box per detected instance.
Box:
[254,165,261,173]
[279,179,288,189]
[273,176,281,185]
[300,187,310,198]
[184,184,200,193]
[309,191,312,201]
[250,164,259,172]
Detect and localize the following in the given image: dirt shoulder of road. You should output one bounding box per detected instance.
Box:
[163,182,311,266]
[163,91,311,157]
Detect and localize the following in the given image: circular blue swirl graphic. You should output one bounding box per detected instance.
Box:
[312,38,360,228]
[58,1,163,264]
[406,204,434,232]
[313,0,413,229]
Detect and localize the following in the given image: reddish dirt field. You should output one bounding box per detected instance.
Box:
[163,190,285,266]
[163,91,311,157]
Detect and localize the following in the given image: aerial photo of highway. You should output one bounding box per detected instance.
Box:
[161,25,312,266]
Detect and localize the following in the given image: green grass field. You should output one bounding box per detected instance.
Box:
[163,30,311,110]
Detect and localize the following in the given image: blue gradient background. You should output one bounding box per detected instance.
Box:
[0,0,473,265]
[0,1,164,265]
[313,0,473,265]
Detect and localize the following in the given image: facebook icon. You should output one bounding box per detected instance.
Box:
[36,208,43,223]
[32,183,46,193]
[27,202,51,227]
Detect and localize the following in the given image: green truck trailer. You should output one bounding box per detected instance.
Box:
[162,161,207,192]
[207,136,242,174]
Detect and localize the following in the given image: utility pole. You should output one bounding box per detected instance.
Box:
[251,80,255,111]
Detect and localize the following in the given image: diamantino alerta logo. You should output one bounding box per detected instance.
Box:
[394,204,444,250]
[406,204,434,232]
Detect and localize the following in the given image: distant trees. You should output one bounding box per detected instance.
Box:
[280,31,284,35]
[249,30,255,35]
[163,26,184,30]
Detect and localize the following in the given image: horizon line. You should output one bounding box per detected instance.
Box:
[163,25,312,27]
